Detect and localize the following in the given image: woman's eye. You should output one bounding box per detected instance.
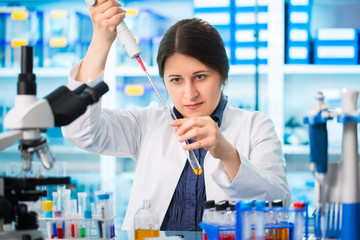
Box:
[170,78,181,83]
[195,74,206,80]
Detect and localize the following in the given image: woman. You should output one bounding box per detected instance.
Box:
[62,0,290,231]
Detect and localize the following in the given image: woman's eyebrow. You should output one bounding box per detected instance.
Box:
[167,74,182,78]
[192,70,210,75]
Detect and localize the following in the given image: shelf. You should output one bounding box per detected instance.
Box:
[115,65,159,77]
[113,64,268,78]
[229,65,268,75]
[0,64,268,79]
[284,64,360,75]
[283,144,348,155]
[0,68,71,78]
[2,144,95,155]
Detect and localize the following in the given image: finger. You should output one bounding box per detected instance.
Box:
[107,12,126,27]
[92,0,121,14]
[178,127,207,143]
[170,118,187,127]
[93,0,121,7]
[101,6,125,21]
[175,118,209,136]
[183,140,206,151]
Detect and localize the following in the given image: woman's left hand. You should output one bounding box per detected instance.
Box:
[170,116,226,158]
[170,117,241,180]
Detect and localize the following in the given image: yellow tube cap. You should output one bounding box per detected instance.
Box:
[41,200,53,211]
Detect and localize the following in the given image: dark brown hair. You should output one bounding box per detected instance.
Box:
[157,18,229,84]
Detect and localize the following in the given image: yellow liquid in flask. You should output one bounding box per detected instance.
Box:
[135,229,160,240]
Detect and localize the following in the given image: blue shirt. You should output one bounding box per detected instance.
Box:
[160,94,228,231]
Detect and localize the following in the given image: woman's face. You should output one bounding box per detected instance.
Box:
[163,53,223,118]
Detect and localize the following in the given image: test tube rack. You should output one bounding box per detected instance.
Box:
[200,203,309,240]
[38,216,116,240]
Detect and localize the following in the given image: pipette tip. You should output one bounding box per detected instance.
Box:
[136,56,146,72]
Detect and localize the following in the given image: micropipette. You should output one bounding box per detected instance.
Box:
[85,0,202,175]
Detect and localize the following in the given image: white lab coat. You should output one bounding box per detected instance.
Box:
[62,61,291,230]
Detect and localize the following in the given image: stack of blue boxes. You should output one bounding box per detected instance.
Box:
[193,0,232,61]
[0,7,92,69]
[286,0,312,64]
[314,28,359,65]
[0,13,5,67]
[233,0,268,65]
[43,10,92,68]
[3,9,43,68]
[193,0,268,65]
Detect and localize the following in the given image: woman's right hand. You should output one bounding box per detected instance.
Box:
[76,0,126,83]
[89,0,126,47]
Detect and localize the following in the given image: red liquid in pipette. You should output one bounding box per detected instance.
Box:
[136,56,147,72]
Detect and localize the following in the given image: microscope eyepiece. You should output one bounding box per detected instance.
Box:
[18,45,36,95]
[21,46,33,74]
[80,81,109,104]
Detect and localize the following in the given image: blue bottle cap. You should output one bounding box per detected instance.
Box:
[84,209,92,219]
[45,211,52,218]
[235,201,242,211]
[240,201,253,209]
[98,194,110,200]
[255,200,267,208]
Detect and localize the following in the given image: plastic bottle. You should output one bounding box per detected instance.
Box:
[134,200,160,240]
[202,200,216,240]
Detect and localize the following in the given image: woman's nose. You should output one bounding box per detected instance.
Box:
[184,81,199,99]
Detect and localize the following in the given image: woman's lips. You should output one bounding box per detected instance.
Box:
[185,102,202,110]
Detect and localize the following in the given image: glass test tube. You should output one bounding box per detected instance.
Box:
[98,194,111,239]
[215,200,230,240]
[227,202,236,240]
[293,202,305,240]
[54,210,64,239]
[70,199,79,238]
[202,200,216,240]
[41,200,53,239]
[78,192,88,238]
[272,199,288,240]
[106,192,116,238]
[64,189,72,238]
[264,201,275,240]
[240,201,252,240]
[84,209,93,237]
[254,200,266,240]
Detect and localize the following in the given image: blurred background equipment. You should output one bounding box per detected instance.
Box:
[1,0,360,232]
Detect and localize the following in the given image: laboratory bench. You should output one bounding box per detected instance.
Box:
[116,230,203,240]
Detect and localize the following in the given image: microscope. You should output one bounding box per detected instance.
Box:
[0,46,109,240]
